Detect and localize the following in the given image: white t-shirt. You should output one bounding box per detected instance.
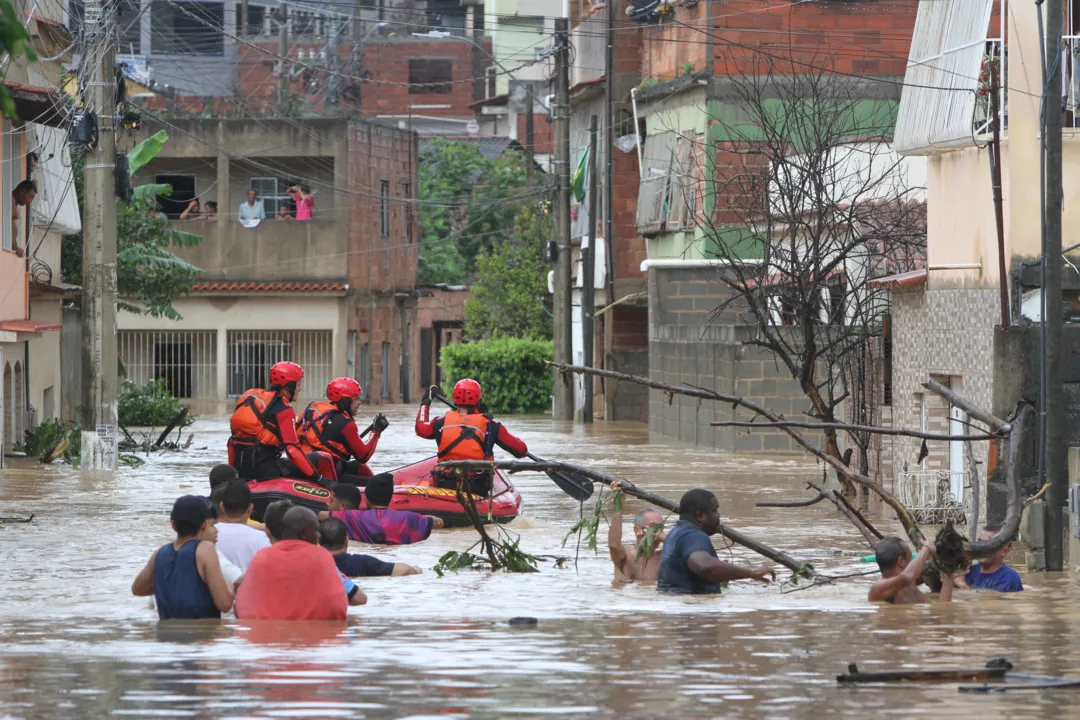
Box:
[215,522,271,571]
[217,550,244,587]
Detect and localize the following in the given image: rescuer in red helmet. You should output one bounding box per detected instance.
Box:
[298,377,389,486]
[228,361,329,487]
[414,378,528,496]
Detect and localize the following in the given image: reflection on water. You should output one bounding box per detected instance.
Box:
[1,408,1078,717]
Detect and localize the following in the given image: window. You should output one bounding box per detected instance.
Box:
[358,344,370,401]
[154,174,195,218]
[409,59,452,94]
[380,180,390,238]
[381,342,391,398]
[226,330,332,402]
[118,331,217,400]
[70,0,142,52]
[250,177,299,217]
[243,4,267,35]
[151,1,226,55]
[635,131,689,235]
[401,182,411,242]
[2,119,20,251]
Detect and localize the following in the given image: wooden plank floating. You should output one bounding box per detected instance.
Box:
[838,663,1008,684]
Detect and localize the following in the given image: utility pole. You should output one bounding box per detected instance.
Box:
[278,7,289,110]
[80,0,118,470]
[603,0,616,420]
[1044,0,1066,570]
[582,115,598,423]
[525,84,535,187]
[552,18,573,421]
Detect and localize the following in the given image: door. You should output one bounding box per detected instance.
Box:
[949,405,966,501]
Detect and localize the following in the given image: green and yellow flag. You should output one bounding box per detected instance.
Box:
[571,146,589,203]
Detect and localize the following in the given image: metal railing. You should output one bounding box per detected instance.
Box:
[895,470,969,525]
[226,330,333,403]
[119,330,218,400]
[973,38,1006,137]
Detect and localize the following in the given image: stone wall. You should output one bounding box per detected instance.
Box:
[647,266,821,453]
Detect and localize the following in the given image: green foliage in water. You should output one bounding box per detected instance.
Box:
[439,339,553,414]
[433,551,490,577]
[13,418,80,465]
[118,379,195,428]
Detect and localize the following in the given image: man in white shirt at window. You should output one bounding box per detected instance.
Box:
[238,188,265,228]
[214,479,271,571]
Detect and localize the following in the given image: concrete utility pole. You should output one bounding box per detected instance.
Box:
[581,115,599,423]
[278,7,289,109]
[525,84,535,187]
[552,18,573,421]
[80,0,118,470]
[603,0,616,420]
[1044,0,1066,570]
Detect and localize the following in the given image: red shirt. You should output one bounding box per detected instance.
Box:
[235,540,347,620]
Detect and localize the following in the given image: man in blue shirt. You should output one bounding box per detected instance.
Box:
[658,488,775,594]
[960,524,1023,592]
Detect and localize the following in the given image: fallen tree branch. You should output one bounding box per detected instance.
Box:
[922,379,1010,433]
[966,440,980,531]
[806,481,879,547]
[436,458,815,578]
[756,492,826,508]
[829,483,886,541]
[549,361,928,547]
[711,420,1000,442]
[595,291,647,318]
[154,409,188,449]
[1024,482,1052,507]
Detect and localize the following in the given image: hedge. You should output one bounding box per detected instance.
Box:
[439,339,553,414]
[119,379,195,427]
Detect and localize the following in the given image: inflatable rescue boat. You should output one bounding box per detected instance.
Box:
[246,456,523,527]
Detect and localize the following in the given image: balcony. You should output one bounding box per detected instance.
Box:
[169,218,346,283]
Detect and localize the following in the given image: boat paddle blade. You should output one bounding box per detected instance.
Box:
[527,453,594,501]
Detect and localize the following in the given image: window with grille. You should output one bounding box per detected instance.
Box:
[409,58,453,94]
[151,1,226,55]
[250,177,299,217]
[226,331,332,402]
[380,180,390,238]
[118,331,218,400]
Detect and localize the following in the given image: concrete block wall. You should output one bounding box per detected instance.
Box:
[647,266,822,453]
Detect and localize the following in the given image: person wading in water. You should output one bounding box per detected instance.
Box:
[608,481,666,583]
[868,536,953,604]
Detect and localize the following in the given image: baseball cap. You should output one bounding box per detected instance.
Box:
[171,495,214,526]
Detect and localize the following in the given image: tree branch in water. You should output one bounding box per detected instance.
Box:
[436,458,815,578]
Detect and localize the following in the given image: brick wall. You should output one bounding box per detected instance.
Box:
[647,266,822,453]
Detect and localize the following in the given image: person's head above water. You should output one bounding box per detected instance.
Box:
[319,517,348,553]
[364,474,395,508]
[263,499,295,542]
[331,483,362,510]
[633,508,665,543]
[678,488,720,535]
[209,464,238,489]
[875,536,911,576]
[282,506,321,544]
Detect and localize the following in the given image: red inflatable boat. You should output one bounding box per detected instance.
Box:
[246,456,523,527]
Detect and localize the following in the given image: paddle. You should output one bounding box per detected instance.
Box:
[429,390,594,501]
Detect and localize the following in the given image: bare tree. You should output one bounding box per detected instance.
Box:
[695,55,926,496]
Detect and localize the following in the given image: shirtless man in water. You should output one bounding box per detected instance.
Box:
[608,481,666,583]
[868,536,953,604]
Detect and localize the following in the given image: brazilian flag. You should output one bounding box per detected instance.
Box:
[571,146,589,203]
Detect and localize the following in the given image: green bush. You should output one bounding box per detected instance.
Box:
[119,379,195,427]
[439,339,553,414]
[13,418,81,465]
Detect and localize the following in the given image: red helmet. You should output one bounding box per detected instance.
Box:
[269,361,304,388]
[453,378,482,406]
[327,377,362,403]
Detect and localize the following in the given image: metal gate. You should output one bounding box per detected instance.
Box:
[227,330,332,402]
[118,330,217,399]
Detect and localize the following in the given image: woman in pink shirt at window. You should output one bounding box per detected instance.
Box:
[287,185,314,221]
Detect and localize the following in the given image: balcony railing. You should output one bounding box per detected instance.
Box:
[1066,36,1080,129]
[973,38,1006,136]
[895,470,969,525]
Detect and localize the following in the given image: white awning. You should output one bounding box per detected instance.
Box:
[30,124,81,235]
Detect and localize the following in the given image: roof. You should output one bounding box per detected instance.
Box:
[0,320,63,334]
[469,93,508,110]
[191,280,349,294]
[419,135,525,161]
[29,12,73,46]
[742,268,843,290]
[867,268,928,289]
[4,81,66,127]
[30,280,81,296]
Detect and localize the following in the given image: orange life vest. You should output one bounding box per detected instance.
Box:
[298,401,350,460]
[437,410,493,461]
[230,388,285,447]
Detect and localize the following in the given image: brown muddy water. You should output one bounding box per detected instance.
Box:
[1,407,1079,719]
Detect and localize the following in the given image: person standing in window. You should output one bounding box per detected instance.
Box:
[287,184,314,221]
[238,188,265,227]
[11,180,37,257]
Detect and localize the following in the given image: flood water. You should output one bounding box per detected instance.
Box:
[2,407,1079,718]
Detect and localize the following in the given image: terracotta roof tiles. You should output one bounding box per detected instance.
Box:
[191,280,349,293]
